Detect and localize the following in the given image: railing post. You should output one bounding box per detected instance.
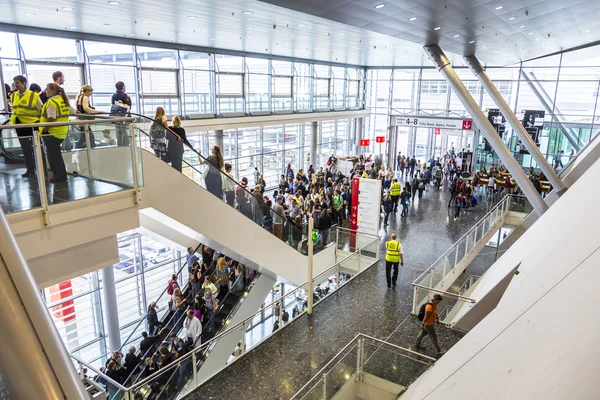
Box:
[84,124,94,177]
[357,249,361,272]
[192,351,198,386]
[375,238,381,260]
[335,228,339,263]
[322,372,328,399]
[241,320,246,355]
[130,124,141,205]
[307,217,314,315]
[359,337,365,381]
[355,338,362,383]
[78,361,84,380]
[412,285,418,315]
[336,263,340,288]
[465,234,469,255]
[454,246,459,268]
[32,132,50,226]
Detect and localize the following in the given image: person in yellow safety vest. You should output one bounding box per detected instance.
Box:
[10,75,43,177]
[389,178,401,213]
[385,233,404,288]
[39,83,73,183]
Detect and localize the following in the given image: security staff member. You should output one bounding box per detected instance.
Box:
[40,83,73,183]
[385,233,404,288]
[389,178,401,213]
[10,75,42,177]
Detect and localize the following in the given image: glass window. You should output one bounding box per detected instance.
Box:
[217,73,243,96]
[263,125,283,153]
[248,73,269,112]
[136,46,177,68]
[89,65,136,93]
[273,76,292,96]
[237,127,261,157]
[183,69,212,114]
[246,57,269,74]
[19,34,82,62]
[25,64,82,97]
[85,41,134,65]
[294,62,312,110]
[272,60,292,75]
[180,51,211,70]
[0,32,18,58]
[215,55,243,72]
[141,70,177,95]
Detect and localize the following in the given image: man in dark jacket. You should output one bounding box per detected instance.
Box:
[147,302,164,334]
[139,331,157,357]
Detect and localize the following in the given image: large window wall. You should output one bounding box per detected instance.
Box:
[365,46,600,168]
[0,31,365,117]
[42,231,188,369]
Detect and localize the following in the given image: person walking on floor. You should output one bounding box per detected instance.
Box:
[389,178,401,213]
[384,233,404,288]
[382,193,393,226]
[416,294,445,356]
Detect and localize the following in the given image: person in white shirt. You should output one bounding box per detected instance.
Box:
[183,310,202,348]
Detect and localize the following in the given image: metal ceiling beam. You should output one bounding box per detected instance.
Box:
[424,45,548,216]
[519,70,580,151]
[465,55,567,196]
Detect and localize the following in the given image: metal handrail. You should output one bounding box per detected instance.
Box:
[70,354,128,392]
[412,194,514,285]
[412,284,477,302]
[0,116,135,129]
[334,226,381,240]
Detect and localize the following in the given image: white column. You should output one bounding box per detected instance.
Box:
[356,117,364,155]
[424,45,548,216]
[465,55,567,195]
[0,209,88,399]
[311,121,318,168]
[214,129,224,153]
[102,266,122,352]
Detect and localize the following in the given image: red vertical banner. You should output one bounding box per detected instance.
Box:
[50,280,76,322]
[350,176,360,249]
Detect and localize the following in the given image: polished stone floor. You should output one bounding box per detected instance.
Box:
[0,163,130,214]
[184,179,501,400]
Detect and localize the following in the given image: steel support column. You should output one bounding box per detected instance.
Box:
[424,45,548,216]
[311,121,318,168]
[102,266,122,352]
[214,129,224,154]
[0,209,89,400]
[355,117,364,155]
[465,55,567,196]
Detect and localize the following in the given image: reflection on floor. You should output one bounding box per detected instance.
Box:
[185,178,502,400]
[0,163,130,214]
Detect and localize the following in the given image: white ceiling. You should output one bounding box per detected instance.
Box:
[0,0,597,67]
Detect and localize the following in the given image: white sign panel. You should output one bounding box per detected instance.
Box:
[394,116,474,131]
[357,178,381,237]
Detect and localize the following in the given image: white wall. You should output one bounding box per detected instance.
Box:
[401,155,600,400]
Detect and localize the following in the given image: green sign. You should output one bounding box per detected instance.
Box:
[311,229,319,244]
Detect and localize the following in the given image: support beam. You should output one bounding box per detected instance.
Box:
[310,121,318,168]
[102,266,122,352]
[355,117,363,155]
[424,45,548,216]
[214,129,224,154]
[465,55,567,196]
[519,71,580,151]
[0,209,89,400]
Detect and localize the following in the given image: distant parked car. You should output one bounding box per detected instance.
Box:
[143,245,172,264]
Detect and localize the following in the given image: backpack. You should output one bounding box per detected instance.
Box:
[417,302,433,321]
[418,181,424,190]
[167,280,175,295]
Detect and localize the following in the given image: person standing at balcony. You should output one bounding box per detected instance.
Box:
[39,71,64,104]
[39,83,74,183]
[416,294,444,356]
[111,81,132,146]
[75,84,105,148]
[385,233,404,288]
[199,145,224,199]
[168,115,186,172]
[10,75,42,178]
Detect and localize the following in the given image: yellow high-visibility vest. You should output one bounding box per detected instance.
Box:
[10,90,41,124]
[385,240,402,263]
[390,182,401,196]
[40,96,71,139]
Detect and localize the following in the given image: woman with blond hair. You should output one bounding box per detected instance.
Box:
[75,84,105,148]
[150,106,180,162]
[168,115,186,172]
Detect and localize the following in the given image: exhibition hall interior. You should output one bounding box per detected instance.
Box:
[0,0,599,399]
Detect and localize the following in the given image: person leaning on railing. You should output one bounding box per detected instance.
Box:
[198,145,225,199]
[39,83,76,183]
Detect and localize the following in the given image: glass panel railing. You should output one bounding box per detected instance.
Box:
[73,229,381,400]
[290,334,435,400]
[0,116,139,215]
[133,116,318,255]
[412,194,531,315]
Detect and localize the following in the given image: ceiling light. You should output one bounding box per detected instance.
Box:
[246,26,254,30]
[187,16,198,19]
[62,7,74,11]
[528,31,534,35]
[492,49,498,53]
[163,32,173,34]
[482,45,488,48]
[210,38,215,41]
[434,26,441,31]
[453,34,460,38]
[298,23,306,27]
[519,25,525,29]
[375,3,385,9]
[494,5,503,10]
[588,35,592,38]
[127,34,136,37]
[508,16,516,21]
[66,26,77,30]
[242,10,253,14]
[107,1,120,4]
[408,16,417,21]
[141,19,151,23]
[535,37,541,40]
[289,34,296,37]
[201,28,209,32]
[469,40,475,43]
[284,42,289,45]
[103,23,111,26]
[25,12,36,15]
[248,36,254,39]
[337,32,345,36]
[585,29,591,33]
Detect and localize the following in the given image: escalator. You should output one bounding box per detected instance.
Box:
[131,114,337,286]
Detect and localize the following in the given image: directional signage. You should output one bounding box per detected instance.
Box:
[360,139,371,146]
[394,116,474,131]
[375,136,385,143]
[433,128,441,135]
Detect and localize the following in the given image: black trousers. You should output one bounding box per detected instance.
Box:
[43,135,67,180]
[385,260,399,286]
[391,195,399,212]
[15,125,36,173]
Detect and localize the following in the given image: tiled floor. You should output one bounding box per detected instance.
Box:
[0,163,130,214]
[183,178,501,400]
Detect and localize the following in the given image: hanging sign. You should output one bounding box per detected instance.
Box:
[433,128,441,135]
[360,139,371,146]
[393,116,474,131]
[375,136,385,143]
[349,176,381,249]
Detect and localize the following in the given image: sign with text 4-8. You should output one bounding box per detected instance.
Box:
[394,116,474,131]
